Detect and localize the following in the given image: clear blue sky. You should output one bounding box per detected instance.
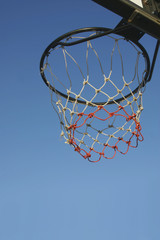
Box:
[0,0,160,239]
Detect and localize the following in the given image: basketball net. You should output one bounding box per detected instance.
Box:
[41,32,147,162]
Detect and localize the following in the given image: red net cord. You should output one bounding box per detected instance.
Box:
[68,105,144,162]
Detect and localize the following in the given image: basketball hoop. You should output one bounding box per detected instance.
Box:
[40,27,151,162]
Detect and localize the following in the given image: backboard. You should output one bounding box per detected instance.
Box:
[92,0,160,40]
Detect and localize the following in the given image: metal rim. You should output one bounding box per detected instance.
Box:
[40,27,150,105]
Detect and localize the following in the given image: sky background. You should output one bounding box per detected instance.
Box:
[0,0,160,240]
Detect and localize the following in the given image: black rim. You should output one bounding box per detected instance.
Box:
[40,27,150,105]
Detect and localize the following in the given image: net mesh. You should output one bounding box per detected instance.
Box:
[41,32,146,162]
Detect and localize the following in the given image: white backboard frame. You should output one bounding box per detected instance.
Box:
[129,0,143,8]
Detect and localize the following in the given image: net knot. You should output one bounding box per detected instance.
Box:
[132,131,139,137]
[56,100,61,105]
[83,80,88,85]
[78,112,84,117]
[84,152,91,159]
[126,114,136,121]
[99,152,105,156]
[135,123,141,130]
[104,143,108,147]
[69,138,74,144]
[109,112,114,117]
[88,112,94,118]
[104,77,110,82]
[98,105,103,110]
[126,140,131,145]
[112,145,118,150]
[68,124,77,130]
[118,137,123,141]
[74,146,81,153]
[67,89,71,95]
[118,105,124,110]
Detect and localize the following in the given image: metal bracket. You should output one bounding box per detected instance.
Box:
[115,19,145,42]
